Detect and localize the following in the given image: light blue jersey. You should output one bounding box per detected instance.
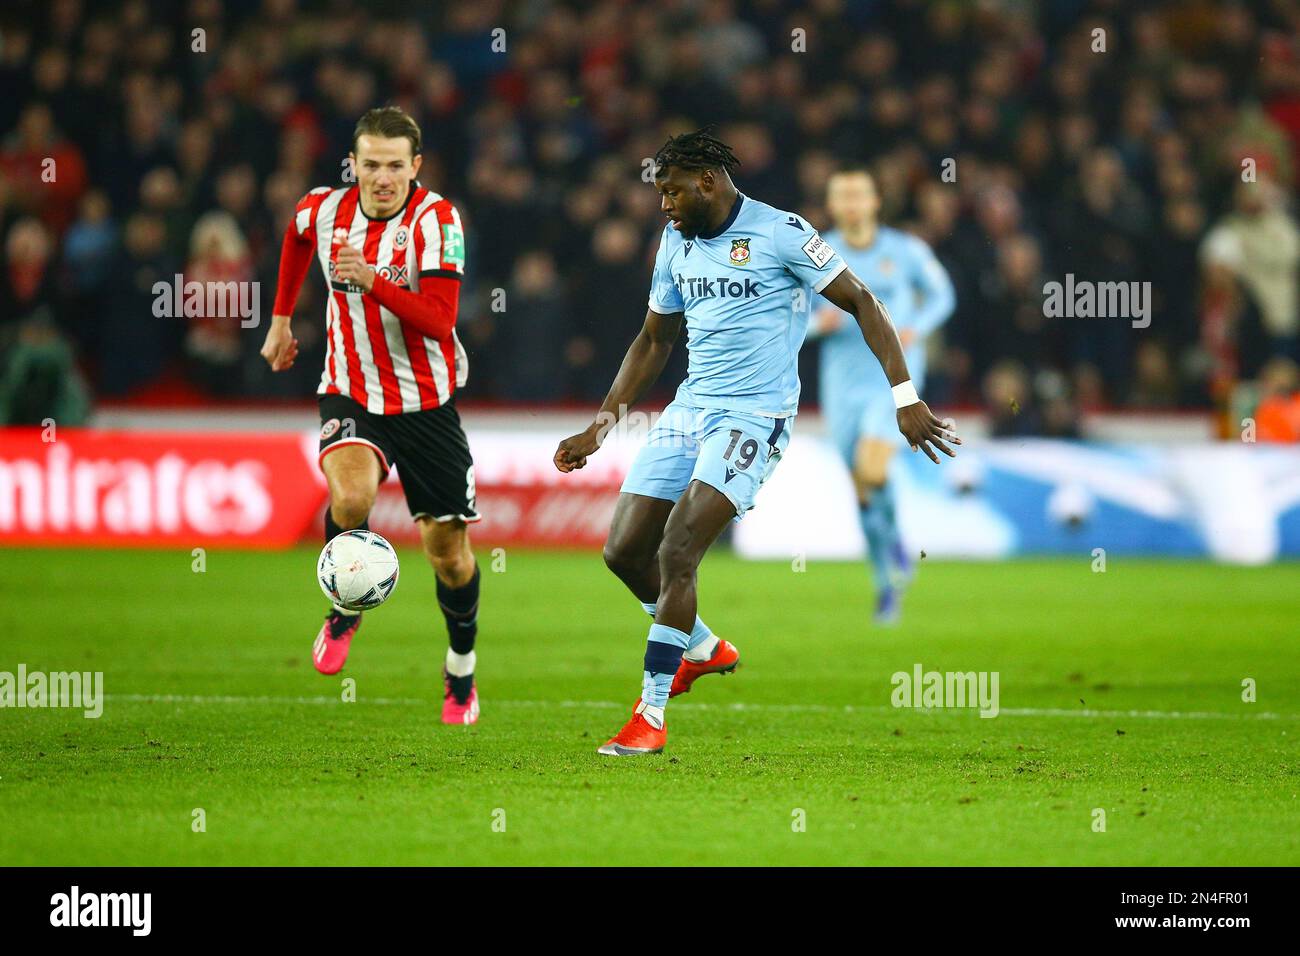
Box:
[624,193,843,518]
[813,226,954,457]
[649,193,847,418]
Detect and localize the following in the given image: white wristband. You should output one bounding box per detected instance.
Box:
[892,380,920,409]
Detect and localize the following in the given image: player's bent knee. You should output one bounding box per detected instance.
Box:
[601,541,625,575]
[418,518,475,587]
[858,466,887,489]
[330,487,375,527]
[853,466,886,498]
[603,538,649,579]
[432,552,475,588]
[854,440,894,488]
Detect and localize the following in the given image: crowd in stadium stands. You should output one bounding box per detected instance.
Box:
[2,0,1300,440]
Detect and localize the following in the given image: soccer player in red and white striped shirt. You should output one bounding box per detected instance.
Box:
[261,107,482,725]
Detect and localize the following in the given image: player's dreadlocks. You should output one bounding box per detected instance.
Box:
[653,127,740,176]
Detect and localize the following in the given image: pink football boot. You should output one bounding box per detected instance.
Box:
[441,668,480,725]
[312,609,362,675]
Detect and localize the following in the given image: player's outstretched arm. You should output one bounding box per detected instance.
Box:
[554,307,683,473]
[819,269,960,463]
[261,222,314,371]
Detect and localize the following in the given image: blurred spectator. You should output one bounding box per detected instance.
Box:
[1152,195,1207,362]
[0,217,58,332]
[1252,357,1300,442]
[499,250,567,402]
[570,218,659,400]
[183,211,255,396]
[0,316,90,426]
[0,218,89,425]
[140,166,188,262]
[698,1,766,82]
[0,102,88,235]
[1200,177,1300,368]
[1051,147,1151,395]
[983,360,1042,438]
[982,233,1055,378]
[60,189,117,353]
[1198,250,1258,406]
[176,119,217,210]
[1037,369,1083,440]
[1128,340,1182,409]
[102,212,180,396]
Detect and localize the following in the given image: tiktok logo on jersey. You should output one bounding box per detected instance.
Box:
[674,275,761,300]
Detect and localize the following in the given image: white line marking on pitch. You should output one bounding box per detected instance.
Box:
[102,694,1292,721]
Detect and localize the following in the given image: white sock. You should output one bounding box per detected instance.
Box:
[445,648,476,677]
[636,700,665,730]
[684,634,719,663]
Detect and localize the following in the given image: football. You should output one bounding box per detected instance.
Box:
[317,530,400,611]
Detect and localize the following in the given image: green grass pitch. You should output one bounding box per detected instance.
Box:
[0,546,1296,866]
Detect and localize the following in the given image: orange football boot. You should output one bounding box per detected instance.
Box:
[670,638,740,697]
[597,700,667,756]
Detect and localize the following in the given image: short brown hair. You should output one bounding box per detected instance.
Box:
[352,106,422,157]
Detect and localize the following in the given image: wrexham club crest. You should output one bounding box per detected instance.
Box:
[729,238,751,265]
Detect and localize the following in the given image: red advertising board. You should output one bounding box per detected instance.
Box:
[0,428,623,550]
[0,428,328,548]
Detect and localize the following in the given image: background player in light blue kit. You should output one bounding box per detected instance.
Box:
[809,168,956,624]
[554,131,959,756]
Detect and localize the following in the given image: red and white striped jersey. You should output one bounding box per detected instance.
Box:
[292,184,467,414]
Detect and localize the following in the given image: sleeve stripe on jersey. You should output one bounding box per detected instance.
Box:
[420,268,462,280]
[416,208,441,268]
[811,260,847,294]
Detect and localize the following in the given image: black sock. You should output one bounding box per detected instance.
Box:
[325,508,368,544]
[328,612,360,636]
[438,565,480,656]
[445,672,474,704]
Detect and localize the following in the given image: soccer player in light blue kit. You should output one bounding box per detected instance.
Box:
[810,167,955,624]
[554,130,959,756]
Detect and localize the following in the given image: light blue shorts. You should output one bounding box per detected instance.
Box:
[620,401,792,519]
[827,394,903,466]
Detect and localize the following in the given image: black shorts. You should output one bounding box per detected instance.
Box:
[318,394,480,523]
